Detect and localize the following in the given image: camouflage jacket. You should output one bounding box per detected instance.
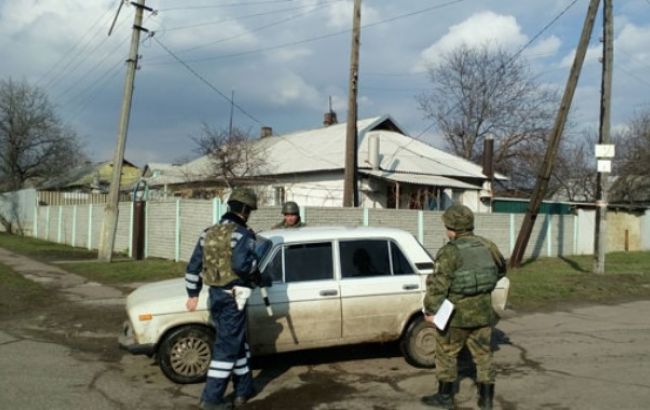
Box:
[272,220,306,229]
[185,212,259,297]
[423,232,506,328]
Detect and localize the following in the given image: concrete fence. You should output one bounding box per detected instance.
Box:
[23,198,585,263]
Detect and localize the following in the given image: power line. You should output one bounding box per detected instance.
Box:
[147,1,332,63]
[43,10,131,92]
[36,7,114,87]
[153,0,466,65]
[407,0,578,145]
[153,37,264,125]
[159,0,296,12]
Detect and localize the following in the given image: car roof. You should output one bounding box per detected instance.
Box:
[259,226,416,244]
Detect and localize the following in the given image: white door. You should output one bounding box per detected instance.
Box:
[338,239,422,342]
[248,241,341,353]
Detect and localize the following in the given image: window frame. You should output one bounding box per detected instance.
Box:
[262,240,336,283]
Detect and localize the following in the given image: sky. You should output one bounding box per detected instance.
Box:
[2,0,650,167]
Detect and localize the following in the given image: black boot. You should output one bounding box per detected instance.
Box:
[477,383,494,410]
[421,381,454,409]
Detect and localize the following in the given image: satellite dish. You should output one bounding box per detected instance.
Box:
[108,0,126,36]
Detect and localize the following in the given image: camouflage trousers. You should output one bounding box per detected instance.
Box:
[434,325,494,383]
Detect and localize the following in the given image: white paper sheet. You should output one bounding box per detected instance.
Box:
[433,299,455,330]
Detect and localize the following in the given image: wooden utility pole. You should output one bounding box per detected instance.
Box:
[99,0,149,261]
[343,0,361,207]
[510,0,601,268]
[594,0,614,274]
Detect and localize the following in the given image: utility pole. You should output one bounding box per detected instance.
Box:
[343,0,361,207]
[510,0,601,268]
[229,90,235,138]
[594,0,614,274]
[98,0,150,261]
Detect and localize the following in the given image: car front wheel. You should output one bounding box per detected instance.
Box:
[400,316,437,368]
[159,325,214,384]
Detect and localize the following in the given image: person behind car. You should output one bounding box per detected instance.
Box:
[272,201,306,229]
[185,188,261,410]
[421,204,506,410]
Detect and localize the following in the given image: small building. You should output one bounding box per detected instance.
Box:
[142,115,506,212]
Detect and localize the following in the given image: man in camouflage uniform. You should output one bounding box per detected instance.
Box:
[421,204,506,410]
[272,201,306,229]
[185,188,261,410]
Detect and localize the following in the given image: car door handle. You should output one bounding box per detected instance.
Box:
[319,289,338,297]
[402,284,419,290]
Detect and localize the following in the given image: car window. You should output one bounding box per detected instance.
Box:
[284,242,333,282]
[390,241,414,275]
[262,247,283,282]
[340,240,390,278]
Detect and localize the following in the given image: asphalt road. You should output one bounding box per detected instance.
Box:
[1,249,649,409]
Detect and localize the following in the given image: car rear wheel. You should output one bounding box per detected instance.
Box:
[159,325,214,384]
[400,316,437,368]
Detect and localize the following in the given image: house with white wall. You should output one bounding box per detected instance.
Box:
[141,114,505,212]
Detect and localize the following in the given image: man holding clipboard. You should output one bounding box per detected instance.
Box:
[421,204,507,410]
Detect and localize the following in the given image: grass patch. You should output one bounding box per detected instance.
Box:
[0,262,49,317]
[509,251,650,311]
[61,258,185,284]
[0,232,97,261]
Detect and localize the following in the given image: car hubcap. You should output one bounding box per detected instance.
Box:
[170,336,211,377]
[414,326,436,357]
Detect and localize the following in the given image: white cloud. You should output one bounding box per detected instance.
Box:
[415,11,527,71]
[523,35,562,59]
[326,0,381,29]
[269,47,313,63]
[559,45,600,68]
[273,72,321,107]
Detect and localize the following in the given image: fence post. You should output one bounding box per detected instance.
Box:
[144,201,149,258]
[573,213,578,255]
[175,199,181,262]
[87,204,93,250]
[33,205,38,238]
[128,202,134,258]
[72,205,77,247]
[362,208,369,226]
[300,205,306,224]
[546,214,552,257]
[57,206,63,243]
[212,198,219,224]
[509,214,516,254]
[418,210,424,244]
[45,206,50,240]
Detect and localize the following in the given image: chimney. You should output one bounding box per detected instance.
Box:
[368,133,380,170]
[260,126,273,138]
[482,135,494,179]
[323,111,338,127]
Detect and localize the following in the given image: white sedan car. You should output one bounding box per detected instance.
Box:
[119,226,510,383]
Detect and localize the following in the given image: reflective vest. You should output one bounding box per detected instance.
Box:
[448,237,499,296]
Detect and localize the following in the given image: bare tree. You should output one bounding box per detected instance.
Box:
[0,78,85,192]
[417,44,559,193]
[551,132,597,201]
[609,110,650,204]
[0,78,85,233]
[192,124,267,190]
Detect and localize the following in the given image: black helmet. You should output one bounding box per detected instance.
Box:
[442,203,474,231]
[281,201,300,215]
[228,188,258,210]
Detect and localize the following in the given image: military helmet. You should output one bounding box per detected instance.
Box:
[228,188,258,210]
[442,203,474,231]
[281,201,300,215]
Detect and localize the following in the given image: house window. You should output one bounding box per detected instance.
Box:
[452,189,463,204]
[274,186,285,206]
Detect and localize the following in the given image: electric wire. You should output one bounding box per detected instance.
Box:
[36,7,114,87]
[388,0,582,167]
[153,0,466,65]
[153,36,264,125]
